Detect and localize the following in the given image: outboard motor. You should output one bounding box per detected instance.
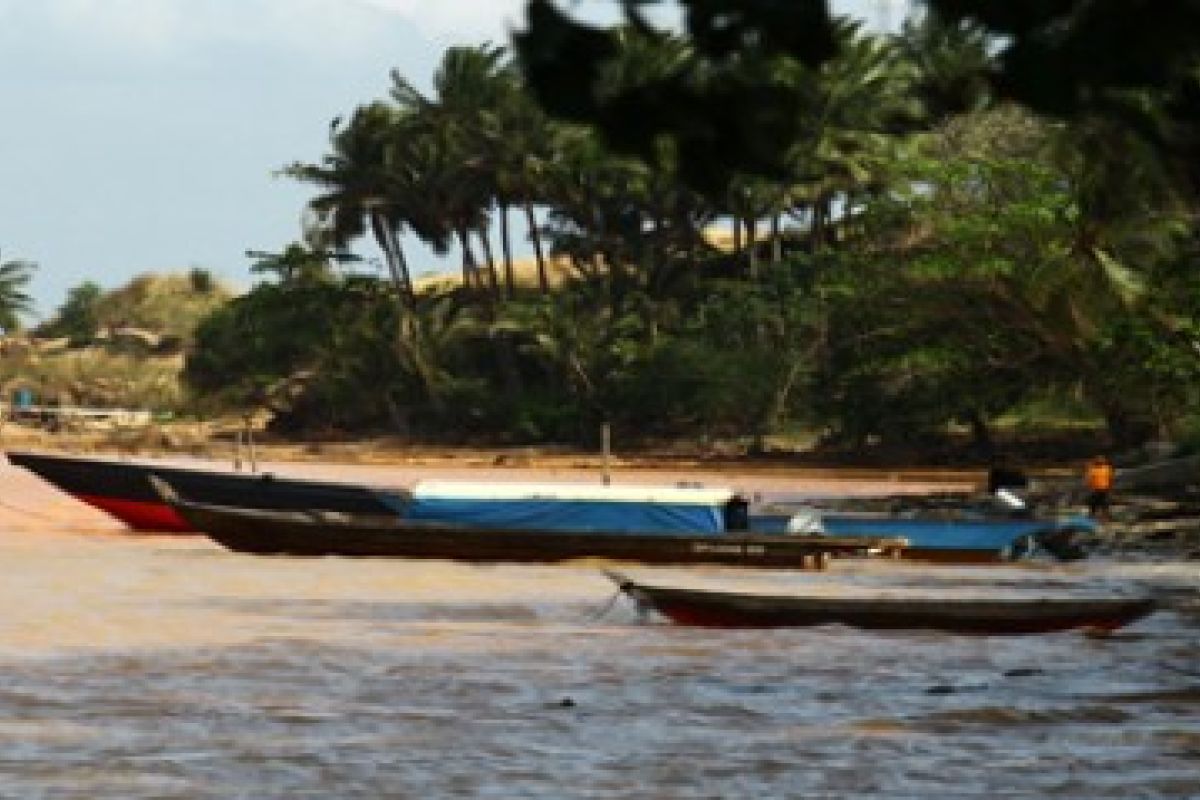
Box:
[723,495,750,532]
[785,507,826,535]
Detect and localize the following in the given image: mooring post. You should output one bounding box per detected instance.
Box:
[602,423,611,486]
[245,418,257,473]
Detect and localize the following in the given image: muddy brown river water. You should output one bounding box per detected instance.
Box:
[0,462,1197,798]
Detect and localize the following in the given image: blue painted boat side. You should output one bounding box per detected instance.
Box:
[820,515,1093,551]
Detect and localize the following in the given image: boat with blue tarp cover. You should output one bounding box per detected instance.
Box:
[378,481,736,534]
[151,477,906,567]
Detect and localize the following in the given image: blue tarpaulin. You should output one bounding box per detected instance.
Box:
[388,482,734,535]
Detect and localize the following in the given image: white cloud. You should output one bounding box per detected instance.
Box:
[353,0,526,41]
[0,0,525,60]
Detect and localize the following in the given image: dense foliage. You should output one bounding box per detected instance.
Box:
[38,272,230,348]
[180,6,1200,454]
[1,272,230,413]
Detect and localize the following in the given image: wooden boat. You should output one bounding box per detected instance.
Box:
[607,573,1158,633]
[753,506,1096,564]
[6,450,398,532]
[152,478,906,568]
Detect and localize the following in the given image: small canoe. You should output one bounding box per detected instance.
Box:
[151,478,905,568]
[608,573,1158,634]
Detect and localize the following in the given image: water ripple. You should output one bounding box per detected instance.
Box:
[0,532,1196,797]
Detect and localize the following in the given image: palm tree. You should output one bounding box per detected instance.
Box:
[897,8,993,122]
[0,252,35,333]
[776,19,919,250]
[284,103,421,308]
[488,65,558,296]
[509,83,573,295]
[390,45,517,302]
[246,243,339,287]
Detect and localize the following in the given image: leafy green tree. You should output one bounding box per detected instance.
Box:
[515,0,1200,203]
[41,281,103,344]
[515,0,839,194]
[186,277,395,423]
[188,268,216,294]
[811,106,1192,448]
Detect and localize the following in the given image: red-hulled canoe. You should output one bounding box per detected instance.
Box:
[608,572,1158,634]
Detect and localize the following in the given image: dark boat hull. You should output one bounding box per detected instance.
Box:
[7,450,396,532]
[159,487,904,568]
[612,575,1158,633]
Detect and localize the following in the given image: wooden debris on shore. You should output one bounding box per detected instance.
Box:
[1090,492,1200,559]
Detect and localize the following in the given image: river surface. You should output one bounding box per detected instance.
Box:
[0,517,1196,800]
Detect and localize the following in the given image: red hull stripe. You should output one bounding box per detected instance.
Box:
[75,493,194,533]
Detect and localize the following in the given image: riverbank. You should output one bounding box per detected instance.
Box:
[7,418,1199,560]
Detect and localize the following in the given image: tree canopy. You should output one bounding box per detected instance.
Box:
[176,5,1200,456]
[515,0,1200,199]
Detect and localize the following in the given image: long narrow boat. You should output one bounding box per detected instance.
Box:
[152,478,906,568]
[608,573,1158,633]
[6,450,397,532]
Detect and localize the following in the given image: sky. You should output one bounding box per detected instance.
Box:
[0,0,891,318]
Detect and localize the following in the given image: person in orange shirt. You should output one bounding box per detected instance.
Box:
[1084,455,1115,518]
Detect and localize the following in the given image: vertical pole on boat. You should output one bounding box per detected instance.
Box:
[245,417,257,473]
[233,429,243,472]
[601,422,612,485]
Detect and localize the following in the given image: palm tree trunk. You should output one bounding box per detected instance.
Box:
[656,210,670,290]
[770,213,783,264]
[810,200,825,252]
[524,201,549,294]
[762,358,805,435]
[499,201,515,297]
[457,227,479,292]
[369,211,413,308]
[745,217,758,277]
[966,408,994,458]
[478,224,501,302]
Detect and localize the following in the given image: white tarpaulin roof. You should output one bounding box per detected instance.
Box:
[411,481,735,506]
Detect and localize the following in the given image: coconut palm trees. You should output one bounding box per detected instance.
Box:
[263,22,1195,447]
[773,18,919,251]
[898,8,993,121]
[387,44,537,302]
[0,252,35,333]
[284,103,418,307]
